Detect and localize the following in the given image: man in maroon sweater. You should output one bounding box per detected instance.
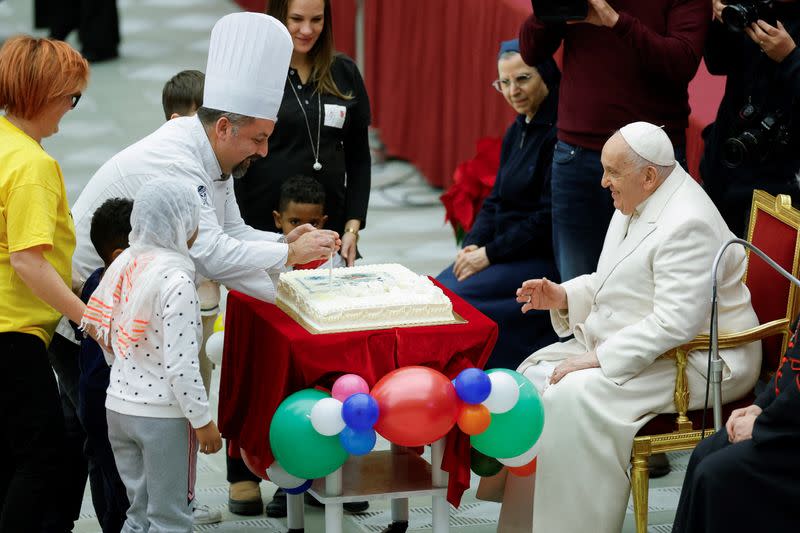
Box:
[520,0,709,281]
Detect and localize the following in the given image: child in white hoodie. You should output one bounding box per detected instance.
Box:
[82,178,221,532]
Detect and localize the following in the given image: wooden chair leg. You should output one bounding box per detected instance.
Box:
[630,451,650,533]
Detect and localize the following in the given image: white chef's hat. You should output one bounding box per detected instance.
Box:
[619,121,675,166]
[204,12,292,121]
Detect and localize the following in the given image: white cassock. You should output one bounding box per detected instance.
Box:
[69,115,286,302]
[497,165,762,532]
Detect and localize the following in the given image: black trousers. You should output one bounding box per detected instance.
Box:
[36,0,119,57]
[226,440,261,484]
[79,352,128,533]
[40,334,88,533]
[0,332,66,532]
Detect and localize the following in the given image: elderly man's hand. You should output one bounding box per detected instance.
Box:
[568,0,619,27]
[549,351,600,385]
[453,246,489,281]
[725,404,762,442]
[746,20,797,63]
[516,277,567,313]
[286,229,340,266]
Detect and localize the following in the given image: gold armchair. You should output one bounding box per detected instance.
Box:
[629,190,800,533]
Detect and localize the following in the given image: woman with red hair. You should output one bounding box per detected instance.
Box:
[0,35,90,530]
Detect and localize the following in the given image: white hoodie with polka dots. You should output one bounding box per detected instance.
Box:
[105,270,211,429]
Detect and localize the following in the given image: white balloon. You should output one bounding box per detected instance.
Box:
[483,371,520,414]
[498,440,541,467]
[205,331,225,366]
[266,461,306,489]
[310,397,346,436]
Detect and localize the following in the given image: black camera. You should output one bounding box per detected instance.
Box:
[721,0,777,32]
[531,0,588,23]
[722,104,792,168]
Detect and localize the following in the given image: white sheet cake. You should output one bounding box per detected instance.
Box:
[276,263,455,332]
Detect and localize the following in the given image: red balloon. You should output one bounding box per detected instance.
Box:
[508,457,537,477]
[371,366,460,446]
[240,448,269,481]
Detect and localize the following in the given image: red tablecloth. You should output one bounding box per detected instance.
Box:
[218,281,498,506]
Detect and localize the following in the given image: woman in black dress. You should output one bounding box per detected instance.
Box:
[228,0,371,518]
[235,0,371,266]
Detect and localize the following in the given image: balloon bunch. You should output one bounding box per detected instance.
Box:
[268,389,349,493]
[463,369,544,477]
[263,366,544,492]
[311,374,380,456]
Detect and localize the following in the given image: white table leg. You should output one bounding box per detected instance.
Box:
[287,492,304,531]
[431,438,449,532]
[390,498,409,522]
[390,443,409,523]
[324,468,344,533]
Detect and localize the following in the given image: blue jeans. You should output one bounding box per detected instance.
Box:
[550,141,686,281]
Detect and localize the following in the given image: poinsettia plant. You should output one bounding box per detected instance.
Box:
[440,137,502,245]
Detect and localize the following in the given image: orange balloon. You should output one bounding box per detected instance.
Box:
[457,404,491,435]
[508,457,537,477]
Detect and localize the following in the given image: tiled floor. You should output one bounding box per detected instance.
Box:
[2,0,682,530]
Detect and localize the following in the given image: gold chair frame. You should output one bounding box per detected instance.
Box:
[629,191,800,533]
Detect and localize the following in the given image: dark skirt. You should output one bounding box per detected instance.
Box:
[672,429,800,532]
[437,257,559,370]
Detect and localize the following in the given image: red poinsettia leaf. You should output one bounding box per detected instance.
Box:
[441,136,503,237]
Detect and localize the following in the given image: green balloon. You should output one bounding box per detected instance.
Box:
[270,389,349,479]
[470,447,504,477]
[470,369,544,459]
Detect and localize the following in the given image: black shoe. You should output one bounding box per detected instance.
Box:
[344,500,369,513]
[304,492,369,513]
[381,521,408,533]
[82,48,118,63]
[648,453,670,478]
[265,488,287,518]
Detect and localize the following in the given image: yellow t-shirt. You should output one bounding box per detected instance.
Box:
[0,116,76,345]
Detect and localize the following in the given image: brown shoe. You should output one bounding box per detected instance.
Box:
[229,481,263,516]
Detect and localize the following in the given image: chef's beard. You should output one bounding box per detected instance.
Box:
[231,155,261,179]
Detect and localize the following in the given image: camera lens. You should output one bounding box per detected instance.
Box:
[721,4,756,32]
[722,138,748,168]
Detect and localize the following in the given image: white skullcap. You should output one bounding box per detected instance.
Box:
[204,12,292,120]
[618,121,675,166]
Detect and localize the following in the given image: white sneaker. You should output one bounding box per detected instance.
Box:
[193,502,222,525]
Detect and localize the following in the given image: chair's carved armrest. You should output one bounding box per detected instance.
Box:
[656,317,789,431]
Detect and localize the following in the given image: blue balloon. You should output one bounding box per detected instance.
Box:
[339,427,376,455]
[454,368,491,404]
[284,479,313,494]
[341,393,380,430]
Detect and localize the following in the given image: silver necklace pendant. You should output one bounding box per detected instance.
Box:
[289,78,324,177]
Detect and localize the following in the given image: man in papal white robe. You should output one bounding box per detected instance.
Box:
[496,122,762,532]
